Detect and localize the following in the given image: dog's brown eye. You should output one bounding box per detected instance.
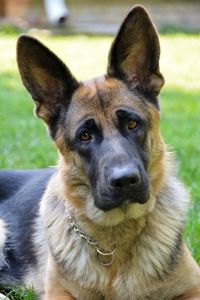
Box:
[80,131,92,141]
[128,119,138,130]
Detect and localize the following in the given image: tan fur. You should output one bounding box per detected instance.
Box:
[44,255,76,300]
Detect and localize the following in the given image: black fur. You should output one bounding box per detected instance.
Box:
[0,168,54,286]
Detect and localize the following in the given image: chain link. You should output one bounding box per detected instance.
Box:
[66,214,98,247]
[65,206,116,266]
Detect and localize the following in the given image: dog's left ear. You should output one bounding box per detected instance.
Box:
[17,35,79,124]
[107,6,164,96]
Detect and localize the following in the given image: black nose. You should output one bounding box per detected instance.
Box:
[109,166,140,189]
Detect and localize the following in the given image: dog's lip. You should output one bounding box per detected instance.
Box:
[95,194,150,212]
[99,190,150,204]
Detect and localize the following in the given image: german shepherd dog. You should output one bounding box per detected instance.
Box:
[0,5,200,300]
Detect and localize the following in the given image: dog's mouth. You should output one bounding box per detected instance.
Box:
[85,192,156,227]
[93,187,150,212]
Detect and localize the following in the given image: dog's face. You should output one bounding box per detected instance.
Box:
[68,78,150,212]
[17,6,165,225]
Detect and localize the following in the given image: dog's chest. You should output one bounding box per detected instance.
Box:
[59,245,160,300]
[45,216,144,298]
[50,233,150,300]
[48,223,180,300]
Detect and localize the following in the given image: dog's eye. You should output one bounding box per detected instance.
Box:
[128,119,138,130]
[80,131,92,141]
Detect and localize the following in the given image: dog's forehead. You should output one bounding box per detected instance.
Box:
[68,77,149,126]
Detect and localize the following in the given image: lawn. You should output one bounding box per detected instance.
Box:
[0,32,200,298]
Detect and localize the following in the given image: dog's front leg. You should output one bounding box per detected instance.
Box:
[44,255,76,300]
[44,285,75,300]
[44,274,76,300]
[173,296,200,300]
[173,289,200,300]
[44,291,75,300]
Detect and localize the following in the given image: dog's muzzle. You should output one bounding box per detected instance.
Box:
[95,163,149,211]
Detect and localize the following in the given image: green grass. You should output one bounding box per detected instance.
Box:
[0,287,36,300]
[0,32,200,298]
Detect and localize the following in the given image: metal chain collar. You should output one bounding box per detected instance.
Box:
[65,206,116,267]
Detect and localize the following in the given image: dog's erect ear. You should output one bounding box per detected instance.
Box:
[17,35,79,123]
[107,6,164,96]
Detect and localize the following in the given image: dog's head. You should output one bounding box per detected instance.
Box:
[17,6,165,225]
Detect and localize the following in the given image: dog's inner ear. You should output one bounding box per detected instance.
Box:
[107,6,164,96]
[17,35,79,123]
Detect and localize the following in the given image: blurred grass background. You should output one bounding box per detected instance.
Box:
[0,31,200,298]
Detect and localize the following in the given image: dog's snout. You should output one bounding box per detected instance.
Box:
[109,166,140,189]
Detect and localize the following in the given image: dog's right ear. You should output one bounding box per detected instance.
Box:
[107,6,164,97]
[17,35,79,124]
